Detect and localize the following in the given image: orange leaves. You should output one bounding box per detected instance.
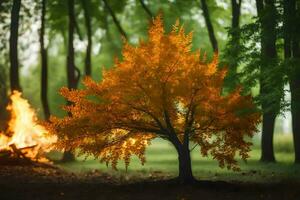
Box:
[45,15,260,171]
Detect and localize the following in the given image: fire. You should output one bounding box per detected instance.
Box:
[0,91,56,162]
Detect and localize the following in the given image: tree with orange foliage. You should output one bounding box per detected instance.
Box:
[45,16,260,183]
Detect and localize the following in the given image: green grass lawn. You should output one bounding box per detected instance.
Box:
[49,133,300,183]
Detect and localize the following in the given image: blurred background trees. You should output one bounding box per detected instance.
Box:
[0,0,299,164]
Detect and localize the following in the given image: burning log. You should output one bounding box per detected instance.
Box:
[10,144,38,159]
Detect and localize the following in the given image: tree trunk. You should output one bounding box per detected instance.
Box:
[66,0,78,90]
[200,0,218,52]
[290,82,300,163]
[224,0,242,90]
[62,0,80,162]
[291,28,300,163]
[176,144,194,183]
[283,0,300,163]
[230,0,241,71]
[81,0,92,76]
[260,112,276,162]
[169,132,195,184]
[40,0,50,120]
[9,0,22,92]
[256,0,279,162]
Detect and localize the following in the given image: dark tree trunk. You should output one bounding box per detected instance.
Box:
[9,0,22,92]
[176,144,194,183]
[81,0,92,76]
[284,0,300,163]
[169,132,195,184]
[231,0,241,30]
[40,0,50,120]
[66,0,79,90]
[290,81,300,163]
[102,0,127,39]
[62,0,80,162]
[260,112,276,162]
[291,32,300,163]
[200,0,218,52]
[139,0,153,18]
[256,0,279,162]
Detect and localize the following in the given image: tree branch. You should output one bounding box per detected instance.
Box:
[102,0,128,39]
[139,0,153,18]
[200,0,218,52]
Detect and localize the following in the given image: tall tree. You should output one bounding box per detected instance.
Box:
[62,0,81,162]
[9,0,22,92]
[102,0,127,39]
[40,0,50,120]
[81,0,92,76]
[256,0,280,162]
[46,16,260,184]
[283,0,300,163]
[200,0,218,52]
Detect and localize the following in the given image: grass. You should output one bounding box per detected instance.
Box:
[49,133,300,183]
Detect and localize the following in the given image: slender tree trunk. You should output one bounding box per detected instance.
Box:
[224,0,242,90]
[40,0,50,120]
[256,0,279,162]
[200,0,218,52]
[9,0,22,92]
[67,0,78,90]
[81,0,92,76]
[102,0,127,39]
[230,0,241,71]
[139,0,153,18]
[62,0,80,162]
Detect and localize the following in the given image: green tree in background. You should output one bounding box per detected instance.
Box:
[283,0,300,163]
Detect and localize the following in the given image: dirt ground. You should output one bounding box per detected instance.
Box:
[0,165,299,200]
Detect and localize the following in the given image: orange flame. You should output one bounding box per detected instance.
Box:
[0,91,56,161]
